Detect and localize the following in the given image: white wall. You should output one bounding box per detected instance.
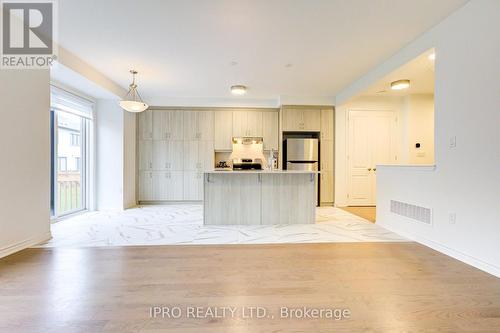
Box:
[0,70,51,258]
[338,0,500,276]
[96,100,137,210]
[404,94,435,164]
[123,111,137,209]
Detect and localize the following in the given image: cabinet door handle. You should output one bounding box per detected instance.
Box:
[149,162,153,169]
[368,168,372,171]
[373,168,376,172]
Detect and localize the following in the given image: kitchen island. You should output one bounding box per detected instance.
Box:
[203,170,318,225]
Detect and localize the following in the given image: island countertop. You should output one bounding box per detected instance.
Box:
[204,170,317,225]
[205,169,319,174]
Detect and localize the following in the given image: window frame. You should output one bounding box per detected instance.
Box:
[50,85,95,220]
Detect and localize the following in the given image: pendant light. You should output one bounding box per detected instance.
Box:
[119,70,149,112]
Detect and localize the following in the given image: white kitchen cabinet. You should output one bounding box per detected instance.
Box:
[183,141,199,171]
[139,110,153,140]
[199,141,214,170]
[320,171,334,204]
[153,110,184,140]
[152,140,168,170]
[321,108,334,140]
[183,140,214,171]
[183,112,199,140]
[320,140,334,172]
[153,141,184,170]
[198,111,214,141]
[214,111,233,150]
[232,111,262,137]
[232,111,247,137]
[183,171,203,200]
[168,141,184,170]
[303,109,321,131]
[152,111,167,140]
[247,111,263,136]
[152,171,168,200]
[320,139,334,205]
[139,171,153,201]
[282,108,302,131]
[139,140,153,170]
[153,171,183,200]
[183,111,214,140]
[262,111,278,151]
[282,108,320,131]
[168,171,184,200]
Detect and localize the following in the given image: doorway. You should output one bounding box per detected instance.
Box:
[347,110,398,206]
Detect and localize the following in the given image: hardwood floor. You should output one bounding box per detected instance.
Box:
[340,206,376,222]
[1,243,500,332]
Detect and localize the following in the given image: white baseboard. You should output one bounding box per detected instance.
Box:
[380,223,500,278]
[0,232,52,259]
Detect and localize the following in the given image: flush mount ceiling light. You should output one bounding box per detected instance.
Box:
[119,70,149,113]
[231,85,247,95]
[391,79,410,90]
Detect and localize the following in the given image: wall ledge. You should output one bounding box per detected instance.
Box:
[377,164,436,172]
[0,232,52,259]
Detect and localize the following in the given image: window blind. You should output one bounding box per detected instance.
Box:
[50,85,94,119]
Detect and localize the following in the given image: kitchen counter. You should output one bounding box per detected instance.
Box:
[207,169,319,174]
[203,171,316,225]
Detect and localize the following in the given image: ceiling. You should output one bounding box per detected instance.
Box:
[56,0,466,104]
[362,49,435,96]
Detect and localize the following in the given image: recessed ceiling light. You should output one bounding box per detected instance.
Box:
[391,79,410,90]
[428,53,436,60]
[231,85,247,95]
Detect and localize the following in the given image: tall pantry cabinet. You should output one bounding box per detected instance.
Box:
[138,109,214,202]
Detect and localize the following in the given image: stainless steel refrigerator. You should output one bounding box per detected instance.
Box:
[285,138,319,204]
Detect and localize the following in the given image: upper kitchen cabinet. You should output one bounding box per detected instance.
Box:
[139,110,153,140]
[214,111,233,151]
[183,111,214,141]
[152,110,184,140]
[262,111,278,151]
[198,111,215,141]
[282,107,320,131]
[320,108,334,140]
[233,111,263,137]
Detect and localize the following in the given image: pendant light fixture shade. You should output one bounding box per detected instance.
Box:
[119,70,149,113]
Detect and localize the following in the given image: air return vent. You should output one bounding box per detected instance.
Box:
[390,200,432,225]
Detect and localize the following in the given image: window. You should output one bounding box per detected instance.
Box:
[58,157,67,172]
[70,133,80,146]
[75,157,81,171]
[50,86,94,218]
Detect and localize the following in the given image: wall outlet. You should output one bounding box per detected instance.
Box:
[449,136,457,148]
[449,213,456,224]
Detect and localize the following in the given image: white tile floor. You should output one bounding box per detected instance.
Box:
[36,204,406,248]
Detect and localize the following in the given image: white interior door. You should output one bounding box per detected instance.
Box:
[348,110,397,206]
